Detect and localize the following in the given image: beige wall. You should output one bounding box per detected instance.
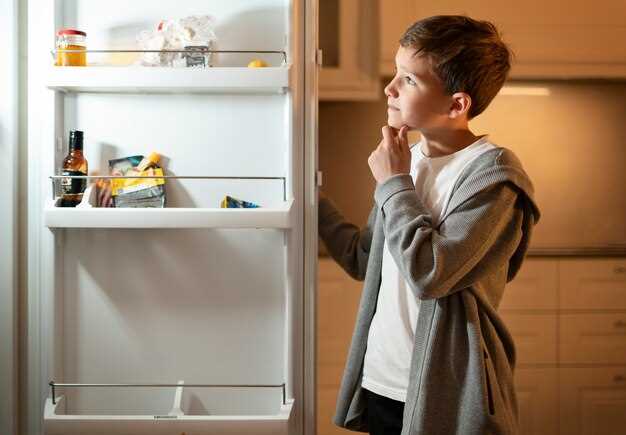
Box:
[319,79,626,249]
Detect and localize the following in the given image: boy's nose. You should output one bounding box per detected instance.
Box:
[384,78,399,98]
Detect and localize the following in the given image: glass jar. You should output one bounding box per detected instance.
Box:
[56,29,87,66]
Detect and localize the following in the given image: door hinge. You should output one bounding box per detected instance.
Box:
[315,170,323,187]
[316,49,323,67]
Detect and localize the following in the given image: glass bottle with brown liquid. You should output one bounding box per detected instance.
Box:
[60,130,88,207]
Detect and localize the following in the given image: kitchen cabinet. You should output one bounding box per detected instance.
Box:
[499,258,559,311]
[559,368,626,435]
[502,258,559,435]
[559,313,626,365]
[500,313,558,365]
[555,259,626,434]
[504,257,626,434]
[379,0,626,79]
[499,253,626,435]
[515,368,559,435]
[318,256,626,435]
[558,258,626,310]
[319,0,380,100]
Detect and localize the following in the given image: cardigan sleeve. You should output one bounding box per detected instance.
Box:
[374,174,525,300]
[318,196,377,281]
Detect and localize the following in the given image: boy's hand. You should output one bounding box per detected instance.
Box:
[368,125,411,184]
[95,179,114,208]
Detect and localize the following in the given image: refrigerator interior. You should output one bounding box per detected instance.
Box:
[34,0,306,434]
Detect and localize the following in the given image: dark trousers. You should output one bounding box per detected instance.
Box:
[364,388,405,435]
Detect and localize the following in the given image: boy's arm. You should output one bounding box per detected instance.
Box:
[319,196,377,281]
[375,174,526,300]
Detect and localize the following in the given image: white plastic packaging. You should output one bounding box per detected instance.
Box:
[136,15,218,67]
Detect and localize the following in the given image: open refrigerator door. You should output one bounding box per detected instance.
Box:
[27,1,317,434]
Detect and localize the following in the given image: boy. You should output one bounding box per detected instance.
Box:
[319,15,540,435]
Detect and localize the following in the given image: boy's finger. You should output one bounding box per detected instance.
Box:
[97,188,106,206]
[381,126,395,148]
[389,126,402,147]
[399,125,409,148]
[102,189,111,208]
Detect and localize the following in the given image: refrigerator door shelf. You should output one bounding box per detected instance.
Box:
[44,199,294,229]
[44,396,294,435]
[46,65,291,94]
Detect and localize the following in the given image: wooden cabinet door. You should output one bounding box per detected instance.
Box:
[500,259,559,311]
[559,313,626,365]
[559,368,626,435]
[319,0,380,100]
[559,259,626,310]
[501,313,558,365]
[379,0,626,78]
[515,368,559,435]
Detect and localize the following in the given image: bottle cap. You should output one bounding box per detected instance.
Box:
[57,29,87,37]
[69,130,84,150]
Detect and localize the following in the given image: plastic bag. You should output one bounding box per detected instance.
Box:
[136,15,218,67]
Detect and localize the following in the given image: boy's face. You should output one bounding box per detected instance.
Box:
[384,46,452,131]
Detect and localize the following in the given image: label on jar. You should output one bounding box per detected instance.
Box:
[61,170,87,195]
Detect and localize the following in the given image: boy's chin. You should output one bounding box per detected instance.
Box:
[386,116,404,129]
[387,118,411,130]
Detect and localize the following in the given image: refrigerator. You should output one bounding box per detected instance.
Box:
[26,1,318,434]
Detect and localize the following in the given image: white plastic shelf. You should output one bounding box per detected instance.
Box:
[45,65,291,94]
[44,396,294,435]
[43,199,294,229]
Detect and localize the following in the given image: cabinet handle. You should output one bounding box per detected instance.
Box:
[614,374,625,383]
[614,320,626,329]
[614,266,626,275]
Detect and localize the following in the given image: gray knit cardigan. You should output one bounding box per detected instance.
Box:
[319,147,540,435]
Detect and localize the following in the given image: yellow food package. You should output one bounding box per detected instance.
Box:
[110,167,165,196]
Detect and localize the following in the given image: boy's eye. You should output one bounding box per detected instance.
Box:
[404,76,416,86]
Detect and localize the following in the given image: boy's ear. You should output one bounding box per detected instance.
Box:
[449,92,472,120]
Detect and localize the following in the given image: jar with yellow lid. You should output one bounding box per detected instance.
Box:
[56,29,87,66]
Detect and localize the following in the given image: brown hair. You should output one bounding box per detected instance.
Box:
[400,15,512,119]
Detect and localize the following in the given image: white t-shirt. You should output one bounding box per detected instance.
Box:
[361,135,497,402]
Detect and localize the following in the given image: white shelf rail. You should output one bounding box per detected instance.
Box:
[45,175,293,229]
[48,175,288,201]
[47,49,290,94]
[44,381,294,435]
[48,381,288,407]
[50,49,288,65]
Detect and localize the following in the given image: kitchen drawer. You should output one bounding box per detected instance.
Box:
[559,367,626,435]
[559,313,626,365]
[515,368,559,435]
[559,259,626,310]
[501,313,557,365]
[501,259,558,311]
